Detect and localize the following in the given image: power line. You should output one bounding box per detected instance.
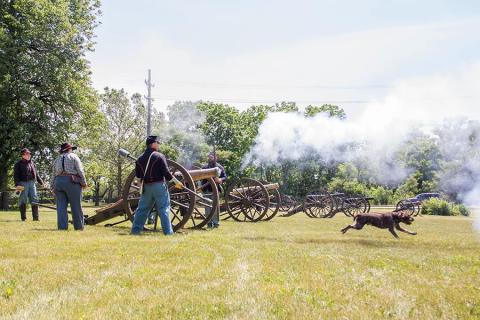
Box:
[150,97,371,104]
[152,81,392,90]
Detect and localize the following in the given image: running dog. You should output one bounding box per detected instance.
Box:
[340,211,417,238]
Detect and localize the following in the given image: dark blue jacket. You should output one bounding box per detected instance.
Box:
[135,148,173,183]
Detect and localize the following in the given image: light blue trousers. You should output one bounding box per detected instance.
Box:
[55,176,84,230]
[18,180,38,206]
[131,182,173,235]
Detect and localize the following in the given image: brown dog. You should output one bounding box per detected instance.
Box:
[341,211,417,238]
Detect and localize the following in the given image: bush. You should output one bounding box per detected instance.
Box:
[368,186,393,205]
[420,198,470,216]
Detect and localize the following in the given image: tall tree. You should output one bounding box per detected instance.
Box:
[0,0,102,209]
[94,88,146,200]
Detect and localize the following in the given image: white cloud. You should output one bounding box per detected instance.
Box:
[89,18,480,113]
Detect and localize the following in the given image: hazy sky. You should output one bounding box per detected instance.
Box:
[88,0,480,116]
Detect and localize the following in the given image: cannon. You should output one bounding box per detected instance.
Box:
[85,150,220,231]
[85,149,281,232]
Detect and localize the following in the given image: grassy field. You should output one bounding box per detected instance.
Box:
[0,206,479,320]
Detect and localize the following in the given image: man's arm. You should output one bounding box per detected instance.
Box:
[33,163,44,186]
[73,155,88,186]
[218,164,227,183]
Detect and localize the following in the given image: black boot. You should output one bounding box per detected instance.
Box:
[19,204,27,221]
[32,204,39,221]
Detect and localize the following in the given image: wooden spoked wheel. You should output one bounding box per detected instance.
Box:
[344,197,368,217]
[395,200,416,216]
[280,194,296,212]
[259,180,281,221]
[305,194,334,218]
[225,178,270,222]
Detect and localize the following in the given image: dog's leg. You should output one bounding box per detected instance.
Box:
[395,223,417,235]
[341,225,353,234]
[341,222,364,234]
[389,226,399,239]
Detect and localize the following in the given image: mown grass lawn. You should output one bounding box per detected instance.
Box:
[0,206,479,320]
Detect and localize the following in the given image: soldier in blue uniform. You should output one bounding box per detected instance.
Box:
[131,136,183,235]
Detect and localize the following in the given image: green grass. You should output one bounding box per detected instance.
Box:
[1,207,479,319]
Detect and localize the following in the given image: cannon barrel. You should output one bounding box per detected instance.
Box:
[231,182,279,195]
[188,168,220,181]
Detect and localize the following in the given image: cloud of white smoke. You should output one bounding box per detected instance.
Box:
[245,62,480,206]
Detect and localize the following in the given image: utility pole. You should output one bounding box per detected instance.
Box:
[145,69,154,136]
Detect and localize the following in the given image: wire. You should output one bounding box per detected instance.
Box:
[150,97,371,104]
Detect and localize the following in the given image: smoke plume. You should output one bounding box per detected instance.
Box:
[245,63,480,214]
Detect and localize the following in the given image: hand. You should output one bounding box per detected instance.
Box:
[15,185,24,193]
[174,181,184,190]
[214,177,223,184]
[81,184,88,189]
[170,177,184,190]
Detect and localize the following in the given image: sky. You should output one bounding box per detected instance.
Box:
[88,0,480,117]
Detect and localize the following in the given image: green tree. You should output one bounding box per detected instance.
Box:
[398,132,441,193]
[304,104,346,119]
[393,172,420,202]
[0,0,101,209]
[94,88,146,200]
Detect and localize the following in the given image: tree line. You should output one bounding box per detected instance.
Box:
[2,0,477,209]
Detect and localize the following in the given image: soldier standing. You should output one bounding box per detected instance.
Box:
[52,143,87,230]
[202,152,226,228]
[14,148,44,221]
[131,136,184,235]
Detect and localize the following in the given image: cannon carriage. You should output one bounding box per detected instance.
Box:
[84,149,281,231]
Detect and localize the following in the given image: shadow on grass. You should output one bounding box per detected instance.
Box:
[241,234,422,249]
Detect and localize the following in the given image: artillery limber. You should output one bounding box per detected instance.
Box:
[84,149,281,232]
[284,191,373,218]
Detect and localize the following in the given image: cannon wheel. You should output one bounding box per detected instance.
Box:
[395,200,416,216]
[344,197,368,217]
[122,160,196,232]
[413,203,421,216]
[260,180,281,221]
[305,194,334,218]
[225,178,270,222]
[279,194,295,212]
